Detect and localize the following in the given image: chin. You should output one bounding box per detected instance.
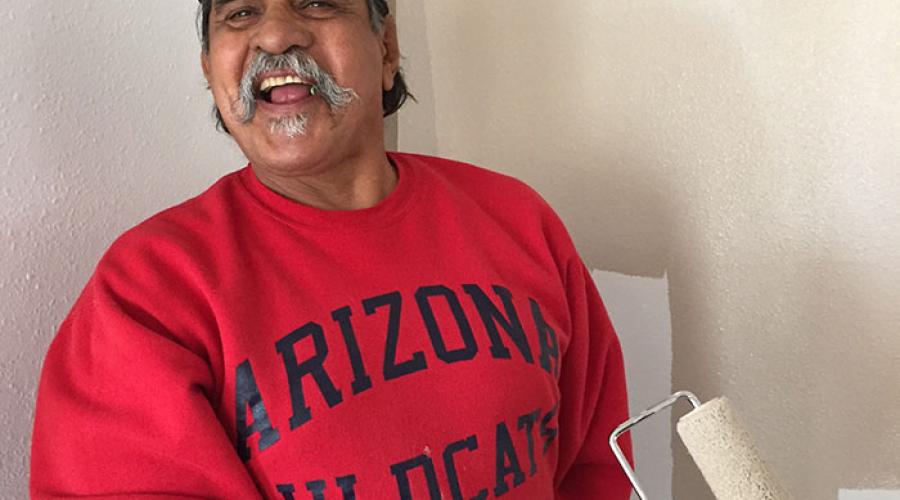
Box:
[258,142,320,170]
[231,103,374,174]
[253,133,334,173]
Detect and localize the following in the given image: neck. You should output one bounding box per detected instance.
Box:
[252,150,398,211]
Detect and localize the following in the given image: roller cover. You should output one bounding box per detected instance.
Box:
[676,397,792,500]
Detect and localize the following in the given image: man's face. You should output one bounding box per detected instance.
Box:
[201,0,399,175]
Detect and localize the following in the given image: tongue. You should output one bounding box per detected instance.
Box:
[269,84,309,105]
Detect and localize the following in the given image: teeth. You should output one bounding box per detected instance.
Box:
[259,75,307,93]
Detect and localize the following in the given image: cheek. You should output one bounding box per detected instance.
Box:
[205,69,245,131]
[206,53,246,114]
[324,33,384,92]
[207,42,246,91]
[350,55,386,106]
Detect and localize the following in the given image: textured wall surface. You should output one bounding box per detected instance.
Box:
[0,2,246,496]
[397,1,900,498]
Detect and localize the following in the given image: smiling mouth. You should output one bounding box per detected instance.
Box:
[256,74,313,104]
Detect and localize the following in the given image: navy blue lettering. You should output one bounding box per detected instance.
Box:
[305,480,327,500]
[332,306,373,395]
[517,409,541,476]
[463,284,534,363]
[442,435,489,500]
[530,299,559,378]
[363,292,427,380]
[390,454,441,500]
[234,360,281,462]
[540,404,559,453]
[276,484,296,500]
[493,422,525,496]
[336,475,358,500]
[416,286,478,364]
[275,322,344,430]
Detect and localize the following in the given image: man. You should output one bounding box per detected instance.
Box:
[31,0,632,498]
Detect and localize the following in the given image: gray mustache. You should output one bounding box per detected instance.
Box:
[232,49,357,123]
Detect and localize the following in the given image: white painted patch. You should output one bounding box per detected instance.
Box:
[591,270,673,500]
[839,490,900,500]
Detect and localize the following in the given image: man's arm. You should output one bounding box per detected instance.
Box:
[31,264,261,499]
[554,260,633,499]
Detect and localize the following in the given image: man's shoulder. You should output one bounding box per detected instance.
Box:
[101,168,245,268]
[395,152,532,186]
[392,152,551,211]
[393,152,575,253]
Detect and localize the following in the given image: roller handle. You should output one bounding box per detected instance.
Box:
[609,391,702,500]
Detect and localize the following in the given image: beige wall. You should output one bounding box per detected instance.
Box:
[396,1,900,498]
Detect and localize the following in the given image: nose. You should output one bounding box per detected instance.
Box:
[250,6,314,55]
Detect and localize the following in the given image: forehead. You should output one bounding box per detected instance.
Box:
[210,0,366,10]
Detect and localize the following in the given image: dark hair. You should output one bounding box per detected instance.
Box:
[197,0,412,133]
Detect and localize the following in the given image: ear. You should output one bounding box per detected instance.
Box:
[380,15,400,92]
[201,50,211,85]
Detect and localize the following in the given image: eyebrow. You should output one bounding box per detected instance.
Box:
[213,0,240,10]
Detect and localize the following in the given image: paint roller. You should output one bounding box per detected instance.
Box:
[609,391,793,500]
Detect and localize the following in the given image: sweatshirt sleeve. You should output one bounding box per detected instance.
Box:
[554,260,633,499]
[30,246,262,499]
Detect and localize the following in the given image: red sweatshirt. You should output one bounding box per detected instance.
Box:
[31,153,632,499]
